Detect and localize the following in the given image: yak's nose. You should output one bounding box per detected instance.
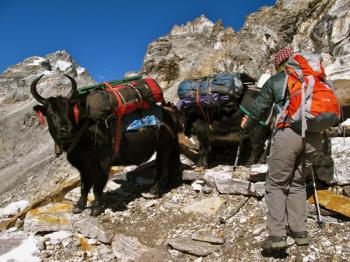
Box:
[59,125,72,136]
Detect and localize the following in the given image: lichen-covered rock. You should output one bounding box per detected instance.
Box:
[23,202,74,233]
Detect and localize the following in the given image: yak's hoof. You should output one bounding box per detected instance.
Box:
[73,205,85,214]
[148,184,163,198]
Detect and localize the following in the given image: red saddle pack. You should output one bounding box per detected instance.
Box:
[85,77,164,158]
[86,78,164,120]
[104,78,164,117]
[276,52,340,136]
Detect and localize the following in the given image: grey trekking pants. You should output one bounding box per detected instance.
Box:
[266,127,322,236]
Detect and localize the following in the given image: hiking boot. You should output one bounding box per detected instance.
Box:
[290,231,309,246]
[261,236,287,251]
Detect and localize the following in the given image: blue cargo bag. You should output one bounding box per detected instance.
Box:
[177,73,243,99]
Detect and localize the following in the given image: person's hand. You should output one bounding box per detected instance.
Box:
[241,115,249,129]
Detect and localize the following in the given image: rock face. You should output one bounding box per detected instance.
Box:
[0,50,95,204]
[141,0,350,104]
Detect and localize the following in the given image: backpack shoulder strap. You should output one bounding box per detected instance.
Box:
[273,72,290,132]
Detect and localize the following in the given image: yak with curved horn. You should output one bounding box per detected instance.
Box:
[31,74,181,216]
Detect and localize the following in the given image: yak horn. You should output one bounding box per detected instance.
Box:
[64,74,78,98]
[30,74,47,104]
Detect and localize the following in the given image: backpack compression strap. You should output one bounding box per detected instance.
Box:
[103,82,124,158]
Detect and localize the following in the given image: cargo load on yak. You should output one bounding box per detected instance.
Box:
[78,75,165,157]
[176,72,256,110]
[78,75,165,131]
[80,75,163,118]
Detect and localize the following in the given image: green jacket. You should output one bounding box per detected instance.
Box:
[246,71,287,129]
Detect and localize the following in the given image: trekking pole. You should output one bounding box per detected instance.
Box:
[219,131,244,223]
[233,132,244,167]
[310,166,323,226]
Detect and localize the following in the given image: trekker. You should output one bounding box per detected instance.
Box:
[241,47,326,253]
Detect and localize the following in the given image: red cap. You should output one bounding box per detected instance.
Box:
[273,47,293,69]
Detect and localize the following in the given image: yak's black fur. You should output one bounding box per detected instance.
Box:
[179,87,270,167]
[31,75,181,216]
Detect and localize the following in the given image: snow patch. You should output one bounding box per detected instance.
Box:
[25,57,47,66]
[54,60,72,71]
[0,234,40,262]
[76,66,86,75]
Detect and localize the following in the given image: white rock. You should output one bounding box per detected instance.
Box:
[317,137,350,185]
[252,226,264,236]
[240,217,247,223]
[341,118,350,127]
[250,164,268,174]
[112,234,166,261]
[44,230,72,245]
[325,54,350,81]
[0,200,30,218]
[192,182,203,191]
[104,180,121,191]
[204,167,265,197]
[144,200,158,208]
[182,197,226,215]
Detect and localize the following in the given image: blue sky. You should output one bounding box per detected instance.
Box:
[0,0,275,81]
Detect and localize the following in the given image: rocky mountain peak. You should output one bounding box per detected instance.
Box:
[0,50,94,104]
[142,0,350,105]
[170,15,216,36]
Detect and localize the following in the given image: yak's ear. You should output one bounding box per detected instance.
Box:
[33,105,46,116]
[33,105,47,127]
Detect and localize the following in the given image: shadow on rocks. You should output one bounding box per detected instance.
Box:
[97,168,183,214]
[261,249,289,259]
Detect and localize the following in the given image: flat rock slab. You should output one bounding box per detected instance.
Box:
[73,217,115,244]
[249,164,268,182]
[44,230,72,245]
[309,190,350,218]
[182,196,226,215]
[112,234,167,262]
[168,237,221,256]
[204,168,265,197]
[182,170,204,181]
[191,232,225,244]
[24,202,73,233]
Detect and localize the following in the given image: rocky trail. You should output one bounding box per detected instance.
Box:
[1,140,350,261]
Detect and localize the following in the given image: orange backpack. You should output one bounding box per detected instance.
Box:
[276,52,340,136]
